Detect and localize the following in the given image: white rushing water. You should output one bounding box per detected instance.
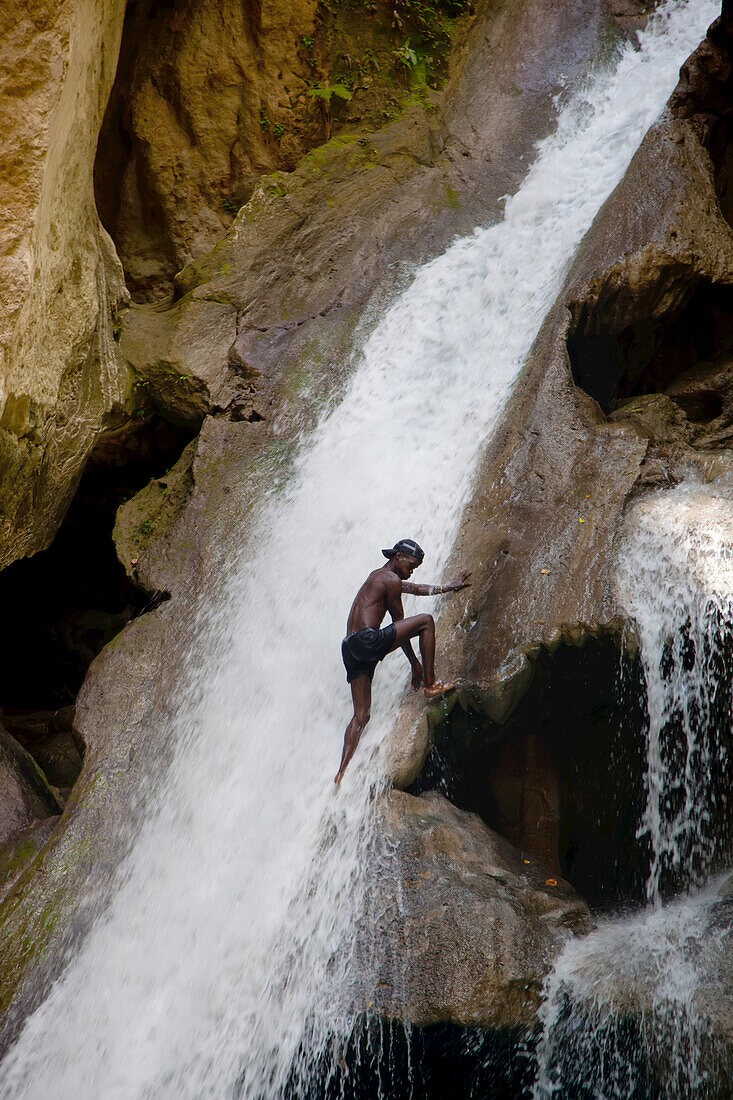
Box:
[533,481,733,1098]
[0,3,718,1097]
[618,483,733,904]
[532,880,725,1098]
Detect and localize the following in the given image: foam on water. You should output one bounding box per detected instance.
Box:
[0,3,718,1097]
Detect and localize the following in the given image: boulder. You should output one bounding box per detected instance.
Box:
[119,298,258,429]
[112,413,278,596]
[0,727,59,847]
[364,791,591,1027]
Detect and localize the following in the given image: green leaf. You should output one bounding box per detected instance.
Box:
[329,83,352,101]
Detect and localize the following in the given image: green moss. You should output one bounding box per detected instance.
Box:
[0,835,45,886]
[445,186,461,210]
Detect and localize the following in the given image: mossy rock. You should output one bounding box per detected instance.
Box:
[114,438,197,590]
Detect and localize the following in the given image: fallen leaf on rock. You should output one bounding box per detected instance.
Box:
[523,859,531,864]
[540,568,550,574]
[579,518,585,523]
[545,878,558,887]
[131,558,139,565]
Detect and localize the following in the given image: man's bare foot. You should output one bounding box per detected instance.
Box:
[424,678,458,699]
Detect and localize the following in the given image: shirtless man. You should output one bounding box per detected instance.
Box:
[334,538,471,784]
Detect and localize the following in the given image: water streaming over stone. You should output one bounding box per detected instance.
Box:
[533,481,733,1098]
[618,484,733,904]
[532,881,726,1098]
[0,3,718,1097]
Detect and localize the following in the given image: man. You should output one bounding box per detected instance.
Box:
[334,538,471,784]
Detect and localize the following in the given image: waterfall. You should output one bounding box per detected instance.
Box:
[0,2,717,1097]
[532,882,725,1098]
[533,482,733,1097]
[618,484,733,904]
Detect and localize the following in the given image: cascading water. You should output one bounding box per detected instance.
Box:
[533,482,733,1098]
[0,3,718,1097]
[619,484,733,904]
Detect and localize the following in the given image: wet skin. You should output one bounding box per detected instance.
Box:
[334,553,471,784]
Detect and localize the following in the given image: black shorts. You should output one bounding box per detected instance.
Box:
[341,624,397,683]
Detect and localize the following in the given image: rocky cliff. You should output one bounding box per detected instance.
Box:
[0,0,730,1068]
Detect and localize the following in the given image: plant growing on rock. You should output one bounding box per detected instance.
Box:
[308,80,352,138]
[394,39,418,69]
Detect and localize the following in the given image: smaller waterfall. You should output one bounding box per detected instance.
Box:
[533,483,733,1097]
[617,484,733,904]
[532,882,724,1098]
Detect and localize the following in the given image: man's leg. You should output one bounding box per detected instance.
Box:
[390,614,436,684]
[335,674,372,784]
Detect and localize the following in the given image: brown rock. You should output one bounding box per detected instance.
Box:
[120,298,257,428]
[163,0,620,421]
[363,791,591,1027]
[97,0,614,300]
[0,0,129,570]
[94,0,323,299]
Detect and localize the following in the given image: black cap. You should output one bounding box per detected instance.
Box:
[382,538,425,563]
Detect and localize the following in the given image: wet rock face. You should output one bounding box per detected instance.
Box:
[0,0,718,1051]
[94,0,505,301]
[365,791,591,1027]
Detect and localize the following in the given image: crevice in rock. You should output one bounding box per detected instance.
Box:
[410,637,651,912]
[568,279,733,419]
[0,415,194,800]
[413,630,733,911]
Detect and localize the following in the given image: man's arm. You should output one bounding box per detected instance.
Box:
[401,569,472,596]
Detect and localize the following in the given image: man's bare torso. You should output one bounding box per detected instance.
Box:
[346,568,399,634]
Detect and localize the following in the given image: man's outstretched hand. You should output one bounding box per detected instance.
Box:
[443,569,471,593]
[411,660,424,691]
